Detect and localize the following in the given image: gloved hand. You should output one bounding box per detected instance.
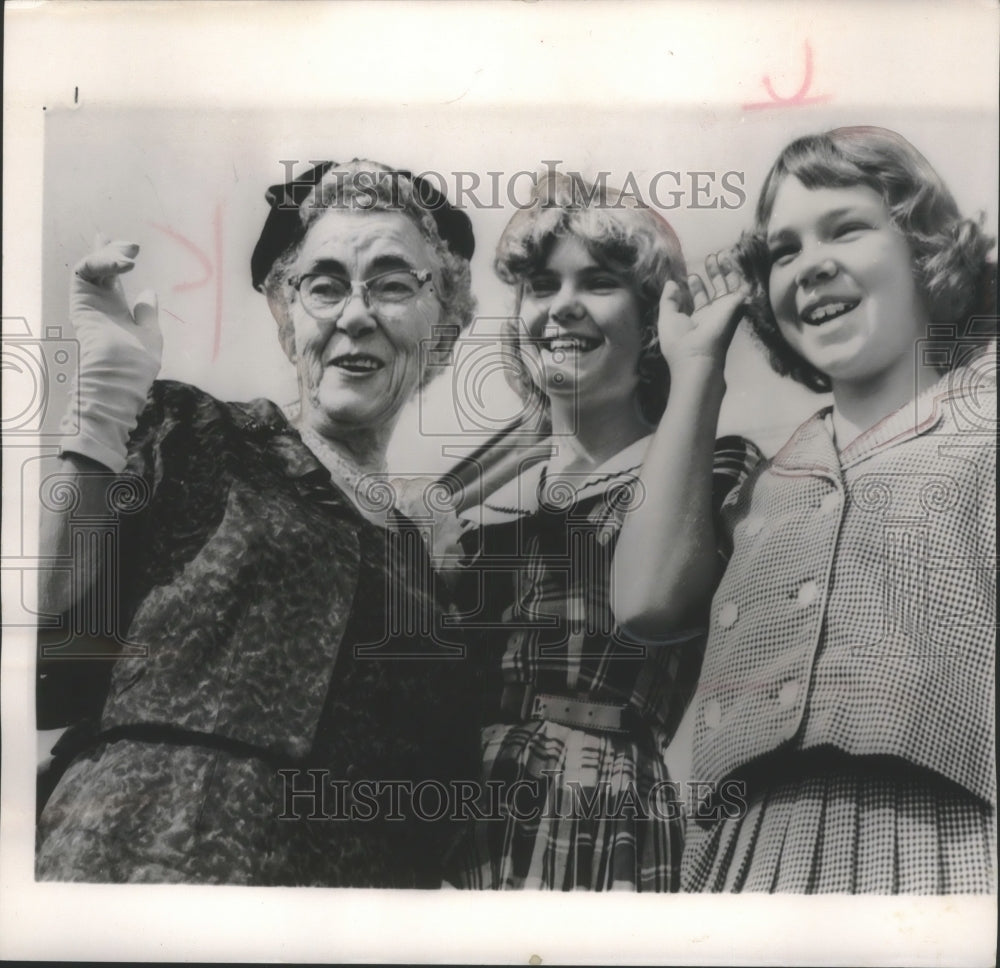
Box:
[59,238,163,472]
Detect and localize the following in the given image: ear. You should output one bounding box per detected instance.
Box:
[266,290,298,362]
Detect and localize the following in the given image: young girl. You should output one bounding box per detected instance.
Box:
[614,125,996,893]
[447,172,760,890]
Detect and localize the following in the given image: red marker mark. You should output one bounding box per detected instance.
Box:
[743,41,831,110]
[150,202,225,360]
[212,203,224,362]
[161,308,190,326]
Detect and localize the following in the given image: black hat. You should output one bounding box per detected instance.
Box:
[250,162,475,291]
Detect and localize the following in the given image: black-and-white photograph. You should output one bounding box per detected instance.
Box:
[2,1,997,963]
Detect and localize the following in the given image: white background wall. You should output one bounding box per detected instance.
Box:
[40,102,997,469]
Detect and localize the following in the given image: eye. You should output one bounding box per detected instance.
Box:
[305,275,350,302]
[373,274,419,300]
[767,243,798,267]
[832,221,871,240]
[585,275,624,293]
[526,275,559,298]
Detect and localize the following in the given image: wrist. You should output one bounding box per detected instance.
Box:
[668,357,728,395]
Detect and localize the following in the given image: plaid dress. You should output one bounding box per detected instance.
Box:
[448,434,760,890]
[683,368,997,893]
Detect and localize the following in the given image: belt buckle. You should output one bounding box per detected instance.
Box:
[520,685,539,720]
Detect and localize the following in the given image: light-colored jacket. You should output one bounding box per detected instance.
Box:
[692,368,996,806]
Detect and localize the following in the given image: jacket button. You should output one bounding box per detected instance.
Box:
[703,699,723,729]
[777,680,799,708]
[717,602,739,628]
[796,580,819,606]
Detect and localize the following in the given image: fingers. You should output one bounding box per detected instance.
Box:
[705,250,744,298]
[687,248,748,313]
[719,249,743,291]
[688,273,711,311]
[660,279,687,314]
[705,253,727,299]
[658,280,697,340]
[132,290,158,325]
[133,290,164,356]
[75,240,140,285]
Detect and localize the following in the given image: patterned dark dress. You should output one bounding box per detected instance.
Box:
[36,380,482,887]
[446,434,760,890]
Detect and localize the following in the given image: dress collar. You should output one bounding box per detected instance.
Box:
[463,434,653,525]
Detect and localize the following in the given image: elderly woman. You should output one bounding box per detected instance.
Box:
[35,161,482,887]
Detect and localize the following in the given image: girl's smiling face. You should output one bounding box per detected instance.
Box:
[766,177,932,391]
[519,234,645,409]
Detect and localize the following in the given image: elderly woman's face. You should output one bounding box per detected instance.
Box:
[287,209,441,436]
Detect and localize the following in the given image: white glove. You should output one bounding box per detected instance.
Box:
[59,238,163,472]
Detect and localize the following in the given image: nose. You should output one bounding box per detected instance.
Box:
[335,285,377,337]
[795,246,838,289]
[548,281,584,321]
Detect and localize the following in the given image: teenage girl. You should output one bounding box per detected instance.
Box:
[614,126,996,892]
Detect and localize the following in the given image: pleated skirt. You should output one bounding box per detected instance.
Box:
[681,753,997,893]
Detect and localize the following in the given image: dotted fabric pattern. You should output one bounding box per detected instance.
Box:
[686,367,997,892]
[682,751,997,893]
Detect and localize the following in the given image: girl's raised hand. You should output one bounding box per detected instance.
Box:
[657,249,749,371]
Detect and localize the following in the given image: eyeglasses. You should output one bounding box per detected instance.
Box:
[287,268,433,320]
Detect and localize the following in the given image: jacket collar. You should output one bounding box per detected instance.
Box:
[464,434,653,525]
[228,398,361,515]
[772,369,971,475]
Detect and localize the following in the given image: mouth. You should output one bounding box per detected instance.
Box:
[326,352,386,375]
[539,333,603,353]
[799,298,860,326]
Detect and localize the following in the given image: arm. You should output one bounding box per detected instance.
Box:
[612,253,747,638]
[38,452,123,617]
[38,239,161,616]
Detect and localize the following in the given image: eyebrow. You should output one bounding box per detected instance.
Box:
[300,253,418,276]
[767,205,878,244]
[528,263,624,277]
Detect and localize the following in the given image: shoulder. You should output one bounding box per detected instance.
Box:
[137,380,290,436]
[937,363,997,433]
[127,381,313,495]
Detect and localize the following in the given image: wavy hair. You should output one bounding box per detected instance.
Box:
[494,171,692,425]
[736,126,996,392]
[263,160,476,387]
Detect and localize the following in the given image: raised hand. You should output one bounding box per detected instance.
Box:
[657,249,749,371]
[72,238,163,362]
[61,238,163,471]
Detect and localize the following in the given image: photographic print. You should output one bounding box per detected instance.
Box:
[2,1,996,963]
